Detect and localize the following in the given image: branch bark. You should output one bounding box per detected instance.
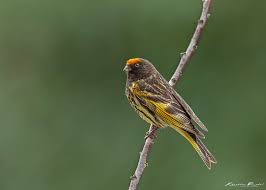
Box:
[128,1,212,189]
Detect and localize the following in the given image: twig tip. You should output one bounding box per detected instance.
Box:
[198,19,204,24]
[180,52,186,56]
[130,175,137,180]
[144,162,149,168]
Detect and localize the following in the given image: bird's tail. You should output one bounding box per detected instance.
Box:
[174,127,217,169]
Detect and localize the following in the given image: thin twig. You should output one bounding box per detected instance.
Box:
[128,1,212,189]
[169,0,212,86]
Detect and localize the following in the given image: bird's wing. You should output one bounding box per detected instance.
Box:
[170,90,208,132]
[134,80,205,138]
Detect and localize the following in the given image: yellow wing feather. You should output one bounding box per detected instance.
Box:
[130,82,204,138]
[145,99,205,138]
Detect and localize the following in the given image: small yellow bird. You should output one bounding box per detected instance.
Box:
[124,58,217,169]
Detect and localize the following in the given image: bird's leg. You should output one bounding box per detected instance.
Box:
[144,125,159,140]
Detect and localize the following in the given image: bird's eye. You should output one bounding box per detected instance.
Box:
[135,63,140,68]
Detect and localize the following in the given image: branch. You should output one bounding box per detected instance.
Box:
[169,0,212,86]
[128,1,212,189]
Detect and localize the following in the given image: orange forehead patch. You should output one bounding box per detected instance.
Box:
[127,58,140,65]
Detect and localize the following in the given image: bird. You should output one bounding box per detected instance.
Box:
[124,58,217,169]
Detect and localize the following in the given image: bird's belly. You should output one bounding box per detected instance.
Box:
[127,94,166,128]
[132,101,155,125]
[137,110,154,125]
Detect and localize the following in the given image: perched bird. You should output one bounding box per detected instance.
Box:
[124,58,217,169]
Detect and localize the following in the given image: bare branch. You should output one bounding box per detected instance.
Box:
[169,0,212,86]
[128,1,212,189]
[128,125,158,190]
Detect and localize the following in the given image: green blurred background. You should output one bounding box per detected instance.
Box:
[0,0,265,189]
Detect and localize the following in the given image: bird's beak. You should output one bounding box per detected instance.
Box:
[123,65,131,72]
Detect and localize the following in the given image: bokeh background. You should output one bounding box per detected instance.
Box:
[0,0,265,189]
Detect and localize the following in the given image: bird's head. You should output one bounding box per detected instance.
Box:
[123,58,155,81]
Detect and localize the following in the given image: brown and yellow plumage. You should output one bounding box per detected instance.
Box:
[124,58,217,169]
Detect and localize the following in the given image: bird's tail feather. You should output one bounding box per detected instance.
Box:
[172,127,217,169]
